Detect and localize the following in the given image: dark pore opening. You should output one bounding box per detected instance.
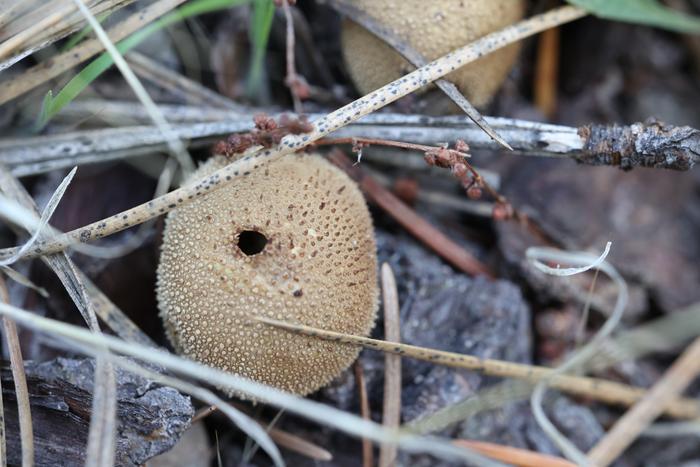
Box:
[237,230,268,256]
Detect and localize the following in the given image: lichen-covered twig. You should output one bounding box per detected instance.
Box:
[252,316,700,420]
[5,109,698,176]
[579,120,699,171]
[0,6,587,262]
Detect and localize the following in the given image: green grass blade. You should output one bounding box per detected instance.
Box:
[39,0,251,128]
[245,0,275,97]
[568,0,700,33]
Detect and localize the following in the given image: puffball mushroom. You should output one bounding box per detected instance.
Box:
[156,153,378,396]
[341,0,526,107]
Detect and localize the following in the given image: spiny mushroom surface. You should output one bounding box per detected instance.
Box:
[156,153,378,396]
[341,0,526,107]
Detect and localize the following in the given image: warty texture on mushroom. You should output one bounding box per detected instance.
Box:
[341,0,526,107]
[156,153,378,396]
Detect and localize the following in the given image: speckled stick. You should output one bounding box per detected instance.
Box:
[0,6,587,262]
[252,316,700,420]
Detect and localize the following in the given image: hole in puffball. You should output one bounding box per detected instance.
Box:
[237,230,268,256]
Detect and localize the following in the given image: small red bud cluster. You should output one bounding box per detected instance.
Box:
[213,113,314,157]
[421,139,516,221]
[423,140,485,199]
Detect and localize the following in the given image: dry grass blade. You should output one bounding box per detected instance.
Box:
[379,263,401,467]
[0,5,588,263]
[0,3,76,62]
[0,277,33,467]
[0,266,48,297]
[0,301,506,466]
[354,362,374,467]
[0,0,187,106]
[328,0,513,150]
[453,439,576,467]
[0,167,76,267]
[252,316,700,419]
[587,336,700,467]
[0,0,135,71]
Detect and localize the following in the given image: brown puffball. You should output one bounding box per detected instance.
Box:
[156,153,378,396]
[341,0,526,107]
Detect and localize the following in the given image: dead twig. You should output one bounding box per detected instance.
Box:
[278,0,307,113]
[587,336,700,466]
[252,316,700,420]
[379,264,401,467]
[329,150,493,277]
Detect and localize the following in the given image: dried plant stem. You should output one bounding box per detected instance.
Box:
[0,5,587,263]
[355,362,374,467]
[252,316,700,420]
[0,278,33,467]
[587,336,700,467]
[281,0,303,113]
[316,136,470,159]
[379,264,401,467]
